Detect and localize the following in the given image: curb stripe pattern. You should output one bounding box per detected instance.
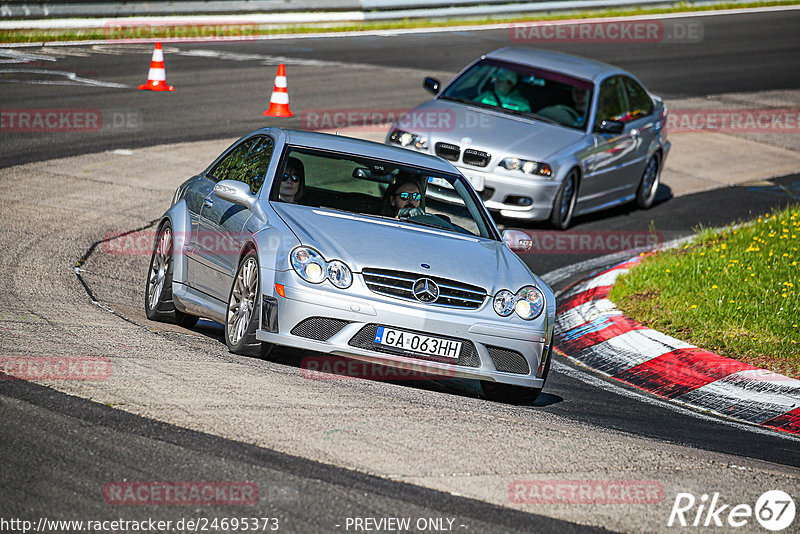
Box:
[554,255,800,434]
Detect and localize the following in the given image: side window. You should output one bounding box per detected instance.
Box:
[594,76,627,127]
[209,136,274,195]
[210,138,256,183]
[234,137,274,195]
[622,77,654,120]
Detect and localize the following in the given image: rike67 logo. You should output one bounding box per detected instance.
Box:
[668,490,795,531]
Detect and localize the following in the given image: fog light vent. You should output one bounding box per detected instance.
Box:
[487,346,530,374]
[291,317,350,341]
[504,195,533,207]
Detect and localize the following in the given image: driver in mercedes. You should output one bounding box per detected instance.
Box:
[383,176,426,218]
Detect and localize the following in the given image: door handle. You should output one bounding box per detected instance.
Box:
[204,198,214,208]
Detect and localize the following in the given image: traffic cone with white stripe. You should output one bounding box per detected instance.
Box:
[263,64,293,117]
[138,42,174,92]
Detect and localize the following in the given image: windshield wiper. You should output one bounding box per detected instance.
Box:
[333,210,418,225]
[316,205,469,234]
[439,95,474,105]
[488,106,557,124]
[441,96,505,113]
[315,206,359,216]
[400,217,472,235]
[399,218,445,229]
[441,93,512,111]
[527,113,561,126]
[441,95,563,126]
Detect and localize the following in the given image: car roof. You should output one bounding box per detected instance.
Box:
[484,47,625,83]
[258,128,458,174]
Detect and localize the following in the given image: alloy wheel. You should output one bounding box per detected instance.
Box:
[638,156,660,208]
[227,257,258,346]
[148,227,171,311]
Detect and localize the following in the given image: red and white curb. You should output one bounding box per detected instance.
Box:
[554,256,800,435]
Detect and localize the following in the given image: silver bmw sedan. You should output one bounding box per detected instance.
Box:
[145,128,555,403]
[387,47,671,229]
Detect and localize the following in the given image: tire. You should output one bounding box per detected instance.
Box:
[225,250,272,357]
[636,154,660,209]
[549,170,578,230]
[144,222,198,328]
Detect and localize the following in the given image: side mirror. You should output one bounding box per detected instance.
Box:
[595,119,625,135]
[423,77,441,95]
[214,180,256,209]
[502,229,532,252]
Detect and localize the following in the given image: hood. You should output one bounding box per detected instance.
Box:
[400,99,585,161]
[273,203,535,294]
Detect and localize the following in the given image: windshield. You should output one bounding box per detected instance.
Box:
[270,146,497,240]
[441,58,594,130]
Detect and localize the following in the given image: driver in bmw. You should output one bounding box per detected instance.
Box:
[477,69,531,113]
[571,86,590,127]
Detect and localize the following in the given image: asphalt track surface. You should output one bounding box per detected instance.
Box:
[2,8,800,168]
[1,9,800,534]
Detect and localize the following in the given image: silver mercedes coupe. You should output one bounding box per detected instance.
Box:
[145,128,556,403]
[386,47,671,229]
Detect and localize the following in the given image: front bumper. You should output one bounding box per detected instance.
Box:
[428,164,560,222]
[256,271,551,388]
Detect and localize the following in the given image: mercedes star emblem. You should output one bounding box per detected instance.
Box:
[412,278,440,303]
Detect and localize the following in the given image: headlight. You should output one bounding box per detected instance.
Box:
[499,157,552,177]
[493,286,545,320]
[514,286,545,320]
[388,129,428,150]
[327,260,353,289]
[291,247,327,284]
[493,290,515,317]
[290,247,353,288]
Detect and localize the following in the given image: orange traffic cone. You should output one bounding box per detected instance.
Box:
[263,64,293,117]
[138,43,174,92]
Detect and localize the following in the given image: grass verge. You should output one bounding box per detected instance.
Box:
[610,204,800,378]
[1,0,798,43]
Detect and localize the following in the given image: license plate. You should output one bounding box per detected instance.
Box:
[373,326,461,360]
[427,176,454,189]
[463,172,485,191]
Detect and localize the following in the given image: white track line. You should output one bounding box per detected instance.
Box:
[1,5,799,47]
[0,68,128,87]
